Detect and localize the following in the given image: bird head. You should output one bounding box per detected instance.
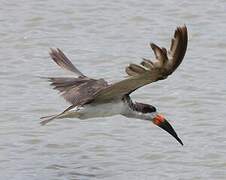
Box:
[124,99,183,145]
[135,103,183,145]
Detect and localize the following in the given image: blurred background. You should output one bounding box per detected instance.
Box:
[0,0,226,179]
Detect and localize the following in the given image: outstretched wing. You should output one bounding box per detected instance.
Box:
[93,25,188,102]
[50,48,86,77]
[40,76,108,125]
[45,49,109,106]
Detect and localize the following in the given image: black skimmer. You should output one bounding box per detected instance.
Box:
[41,25,187,145]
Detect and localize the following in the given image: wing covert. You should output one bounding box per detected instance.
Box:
[93,25,188,102]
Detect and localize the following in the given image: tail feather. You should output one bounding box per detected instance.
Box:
[40,114,56,119]
[40,105,75,126]
[40,114,60,126]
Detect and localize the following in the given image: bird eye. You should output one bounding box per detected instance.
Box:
[150,106,156,112]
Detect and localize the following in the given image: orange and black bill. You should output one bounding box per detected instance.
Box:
[153,114,183,146]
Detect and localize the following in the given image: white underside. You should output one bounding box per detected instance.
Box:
[57,101,157,122]
[60,101,128,119]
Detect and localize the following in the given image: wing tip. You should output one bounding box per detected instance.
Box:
[48,48,86,77]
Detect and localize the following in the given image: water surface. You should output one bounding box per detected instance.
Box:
[1,0,226,179]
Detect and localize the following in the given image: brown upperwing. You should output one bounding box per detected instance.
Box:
[41,76,108,125]
[92,25,188,102]
[46,49,109,106]
[50,48,86,77]
[40,49,109,125]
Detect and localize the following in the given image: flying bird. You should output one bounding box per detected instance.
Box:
[41,25,188,145]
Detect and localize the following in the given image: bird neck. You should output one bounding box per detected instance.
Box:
[121,95,157,121]
[122,95,138,112]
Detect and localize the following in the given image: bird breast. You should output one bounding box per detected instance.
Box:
[78,101,126,119]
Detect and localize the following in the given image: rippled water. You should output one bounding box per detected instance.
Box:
[1,0,226,179]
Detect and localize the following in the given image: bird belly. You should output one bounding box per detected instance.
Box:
[76,101,125,119]
[80,102,124,118]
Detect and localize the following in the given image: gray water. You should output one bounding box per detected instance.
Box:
[1,0,226,179]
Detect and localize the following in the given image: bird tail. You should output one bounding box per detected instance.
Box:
[40,113,65,125]
[40,105,76,125]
